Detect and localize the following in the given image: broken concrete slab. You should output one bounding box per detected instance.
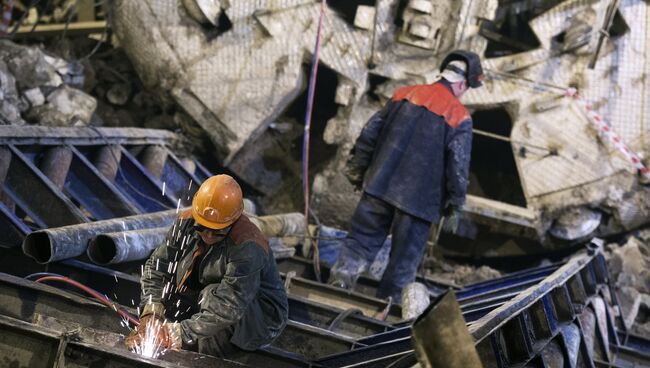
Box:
[609,236,650,294]
[107,0,650,255]
[26,85,97,127]
[0,101,26,126]
[0,60,19,102]
[1,41,62,90]
[22,87,45,108]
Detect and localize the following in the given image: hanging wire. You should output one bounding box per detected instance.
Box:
[302,0,327,281]
[34,275,139,326]
[59,0,80,41]
[81,25,109,60]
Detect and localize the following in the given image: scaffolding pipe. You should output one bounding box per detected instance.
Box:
[87,227,168,265]
[22,209,184,264]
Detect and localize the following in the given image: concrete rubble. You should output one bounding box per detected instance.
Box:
[105,0,650,258]
[606,233,650,336]
[1,1,650,365]
[0,40,97,126]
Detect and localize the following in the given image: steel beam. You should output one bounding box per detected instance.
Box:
[115,147,177,212]
[33,314,310,368]
[0,126,177,146]
[307,241,637,368]
[272,320,361,360]
[159,147,202,207]
[0,201,31,247]
[0,272,134,335]
[282,272,403,322]
[0,313,251,368]
[288,294,394,338]
[66,145,141,219]
[277,256,453,298]
[3,144,88,229]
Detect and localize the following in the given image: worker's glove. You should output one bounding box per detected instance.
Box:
[126,313,165,351]
[164,322,183,351]
[126,317,182,352]
[345,160,365,191]
[442,204,463,235]
[126,302,181,352]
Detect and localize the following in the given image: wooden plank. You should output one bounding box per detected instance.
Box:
[14,20,106,38]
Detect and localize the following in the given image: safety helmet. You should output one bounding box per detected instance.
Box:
[439,50,484,88]
[191,174,244,229]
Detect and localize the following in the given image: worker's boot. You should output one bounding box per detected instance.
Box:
[328,255,368,290]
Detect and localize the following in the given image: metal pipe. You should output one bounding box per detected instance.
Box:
[250,212,304,237]
[87,227,167,265]
[92,144,121,181]
[39,146,72,190]
[138,145,168,179]
[22,209,183,264]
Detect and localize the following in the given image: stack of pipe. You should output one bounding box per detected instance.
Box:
[22,209,182,264]
[23,208,306,266]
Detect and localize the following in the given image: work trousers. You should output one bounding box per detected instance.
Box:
[330,192,432,301]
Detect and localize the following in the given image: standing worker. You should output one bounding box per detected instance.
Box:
[126,174,288,359]
[329,50,484,301]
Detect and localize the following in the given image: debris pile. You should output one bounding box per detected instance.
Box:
[83,46,184,133]
[422,256,502,286]
[0,40,96,126]
[606,233,650,336]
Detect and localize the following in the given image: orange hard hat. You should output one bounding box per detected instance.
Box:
[191,174,244,229]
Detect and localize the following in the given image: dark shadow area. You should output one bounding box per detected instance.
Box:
[327,0,376,26]
[367,74,391,103]
[469,107,527,207]
[482,0,565,58]
[228,62,340,213]
[202,10,233,41]
[285,62,340,182]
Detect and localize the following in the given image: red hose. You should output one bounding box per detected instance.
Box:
[35,276,140,327]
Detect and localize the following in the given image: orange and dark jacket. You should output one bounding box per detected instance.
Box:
[348,80,472,223]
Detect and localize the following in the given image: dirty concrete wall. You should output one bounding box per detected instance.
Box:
[109,0,650,240]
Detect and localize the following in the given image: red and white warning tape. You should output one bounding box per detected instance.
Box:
[0,0,14,36]
[566,87,650,179]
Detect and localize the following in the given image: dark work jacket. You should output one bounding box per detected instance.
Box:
[349,81,473,223]
[140,211,288,351]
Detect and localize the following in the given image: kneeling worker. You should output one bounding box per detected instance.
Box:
[127,174,288,359]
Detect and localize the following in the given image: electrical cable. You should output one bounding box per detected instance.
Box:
[302,0,327,282]
[24,271,64,280]
[81,26,109,61]
[34,275,140,326]
[59,0,80,41]
[328,308,362,331]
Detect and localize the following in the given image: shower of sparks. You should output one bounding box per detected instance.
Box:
[162,182,166,197]
[114,274,118,283]
[176,198,181,213]
[133,317,167,359]
[188,180,193,191]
